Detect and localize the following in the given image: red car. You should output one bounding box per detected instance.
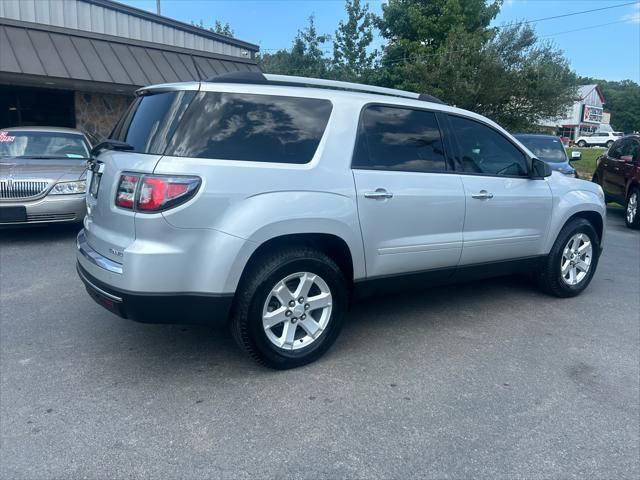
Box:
[593,135,640,229]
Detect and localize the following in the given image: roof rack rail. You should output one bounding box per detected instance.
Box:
[206,72,446,105]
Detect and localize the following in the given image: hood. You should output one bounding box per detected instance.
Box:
[0,157,87,184]
[547,160,575,175]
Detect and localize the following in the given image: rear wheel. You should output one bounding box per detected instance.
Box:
[231,247,348,369]
[626,188,640,229]
[536,218,600,297]
[577,140,587,147]
[606,140,614,148]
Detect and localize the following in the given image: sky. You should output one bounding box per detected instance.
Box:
[120,0,640,82]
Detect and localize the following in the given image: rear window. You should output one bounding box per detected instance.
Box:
[515,136,566,163]
[113,91,332,164]
[111,90,195,154]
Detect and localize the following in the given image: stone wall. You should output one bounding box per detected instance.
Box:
[74,91,131,142]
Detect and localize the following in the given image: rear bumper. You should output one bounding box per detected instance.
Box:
[0,194,85,225]
[76,262,233,326]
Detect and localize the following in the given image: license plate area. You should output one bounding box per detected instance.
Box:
[0,206,27,222]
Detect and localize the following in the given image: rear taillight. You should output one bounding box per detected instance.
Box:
[115,173,200,212]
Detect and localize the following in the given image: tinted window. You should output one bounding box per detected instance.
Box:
[608,139,624,159]
[449,115,528,176]
[515,135,567,163]
[112,90,196,154]
[352,105,446,172]
[165,92,332,164]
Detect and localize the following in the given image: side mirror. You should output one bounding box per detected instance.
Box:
[570,151,582,161]
[530,158,552,179]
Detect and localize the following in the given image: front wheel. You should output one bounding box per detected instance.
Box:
[626,188,640,229]
[577,140,587,147]
[536,218,600,297]
[231,247,348,369]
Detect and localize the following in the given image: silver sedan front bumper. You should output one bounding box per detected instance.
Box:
[0,194,86,225]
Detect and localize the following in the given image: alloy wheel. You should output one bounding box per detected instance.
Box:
[262,272,333,350]
[560,233,593,286]
[627,192,638,225]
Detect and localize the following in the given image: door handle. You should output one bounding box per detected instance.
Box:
[471,190,494,200]
[364,188,393,200]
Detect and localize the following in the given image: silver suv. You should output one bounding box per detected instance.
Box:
[77,73,606,369]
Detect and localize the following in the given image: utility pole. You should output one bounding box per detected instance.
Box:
[156,0,161,15]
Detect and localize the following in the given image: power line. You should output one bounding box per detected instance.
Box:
[502,1,638,26]
[541,19,631,38]
[259,1,639,53]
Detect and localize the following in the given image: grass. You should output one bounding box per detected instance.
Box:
[565,147,605,180]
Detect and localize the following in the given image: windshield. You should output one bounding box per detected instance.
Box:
[0,131,90,159]
[515,136,567,163]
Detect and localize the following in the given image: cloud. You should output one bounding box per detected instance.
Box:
[622,3,640,23]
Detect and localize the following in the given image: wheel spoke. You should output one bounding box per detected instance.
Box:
[272,281,295,306]
[577,240,591,254]
[306,292,332,311]
[279,321,297,348]
[561,259,571,274]
[294,272,316,299]
[263,306,288,330]
[576,259,590,272]
[300,318,321,338]
[569,267,577,284]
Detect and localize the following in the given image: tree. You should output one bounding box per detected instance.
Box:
[191,19,234,38]
[578,78,640,133]
[213,20,234,37]
[375,0,578,130]
[332,0,377,81]
[259,16,330,77]
[376,0,501,86]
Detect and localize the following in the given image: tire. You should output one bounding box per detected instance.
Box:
[577,140,587,147]
[606,140,614,149]
[536,218,600,298]
[625,187,640,229]
[231,247,348,369]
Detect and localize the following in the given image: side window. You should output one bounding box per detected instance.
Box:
[352,105,447,172]
[448,115,528,176]
[621,139,640,162]
[165,92,332,164]
[609,139,625,159]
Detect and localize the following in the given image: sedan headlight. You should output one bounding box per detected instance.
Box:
[49,180,86,195]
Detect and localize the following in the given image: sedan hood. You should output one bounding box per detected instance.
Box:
[0,157,87,183]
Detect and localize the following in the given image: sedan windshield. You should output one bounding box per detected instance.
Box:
[0,131,89,159]
[516,136,567,163]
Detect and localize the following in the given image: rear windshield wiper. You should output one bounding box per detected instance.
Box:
[90,139,134,157]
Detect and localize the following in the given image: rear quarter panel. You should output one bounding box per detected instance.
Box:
[152,97,367,287]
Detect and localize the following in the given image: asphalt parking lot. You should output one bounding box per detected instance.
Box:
[1,207,638,479]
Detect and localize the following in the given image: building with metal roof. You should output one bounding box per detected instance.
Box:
[0,0,260,139]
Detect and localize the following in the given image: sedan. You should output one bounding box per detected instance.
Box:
[0,127,91,226]
[514,133,580,177]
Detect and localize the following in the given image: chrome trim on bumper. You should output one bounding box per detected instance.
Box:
[77,230,124,275]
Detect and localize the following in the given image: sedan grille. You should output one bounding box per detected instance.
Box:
[0,180,49,199]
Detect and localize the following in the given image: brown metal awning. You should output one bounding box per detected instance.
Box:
[0,18,260,94]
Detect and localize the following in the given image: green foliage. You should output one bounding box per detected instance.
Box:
[376,1,577,130]
[191,19,234,38]
[213,20,234,38]
[578,78,640,133]
[332,0,377,81]
[259,16,331,77]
